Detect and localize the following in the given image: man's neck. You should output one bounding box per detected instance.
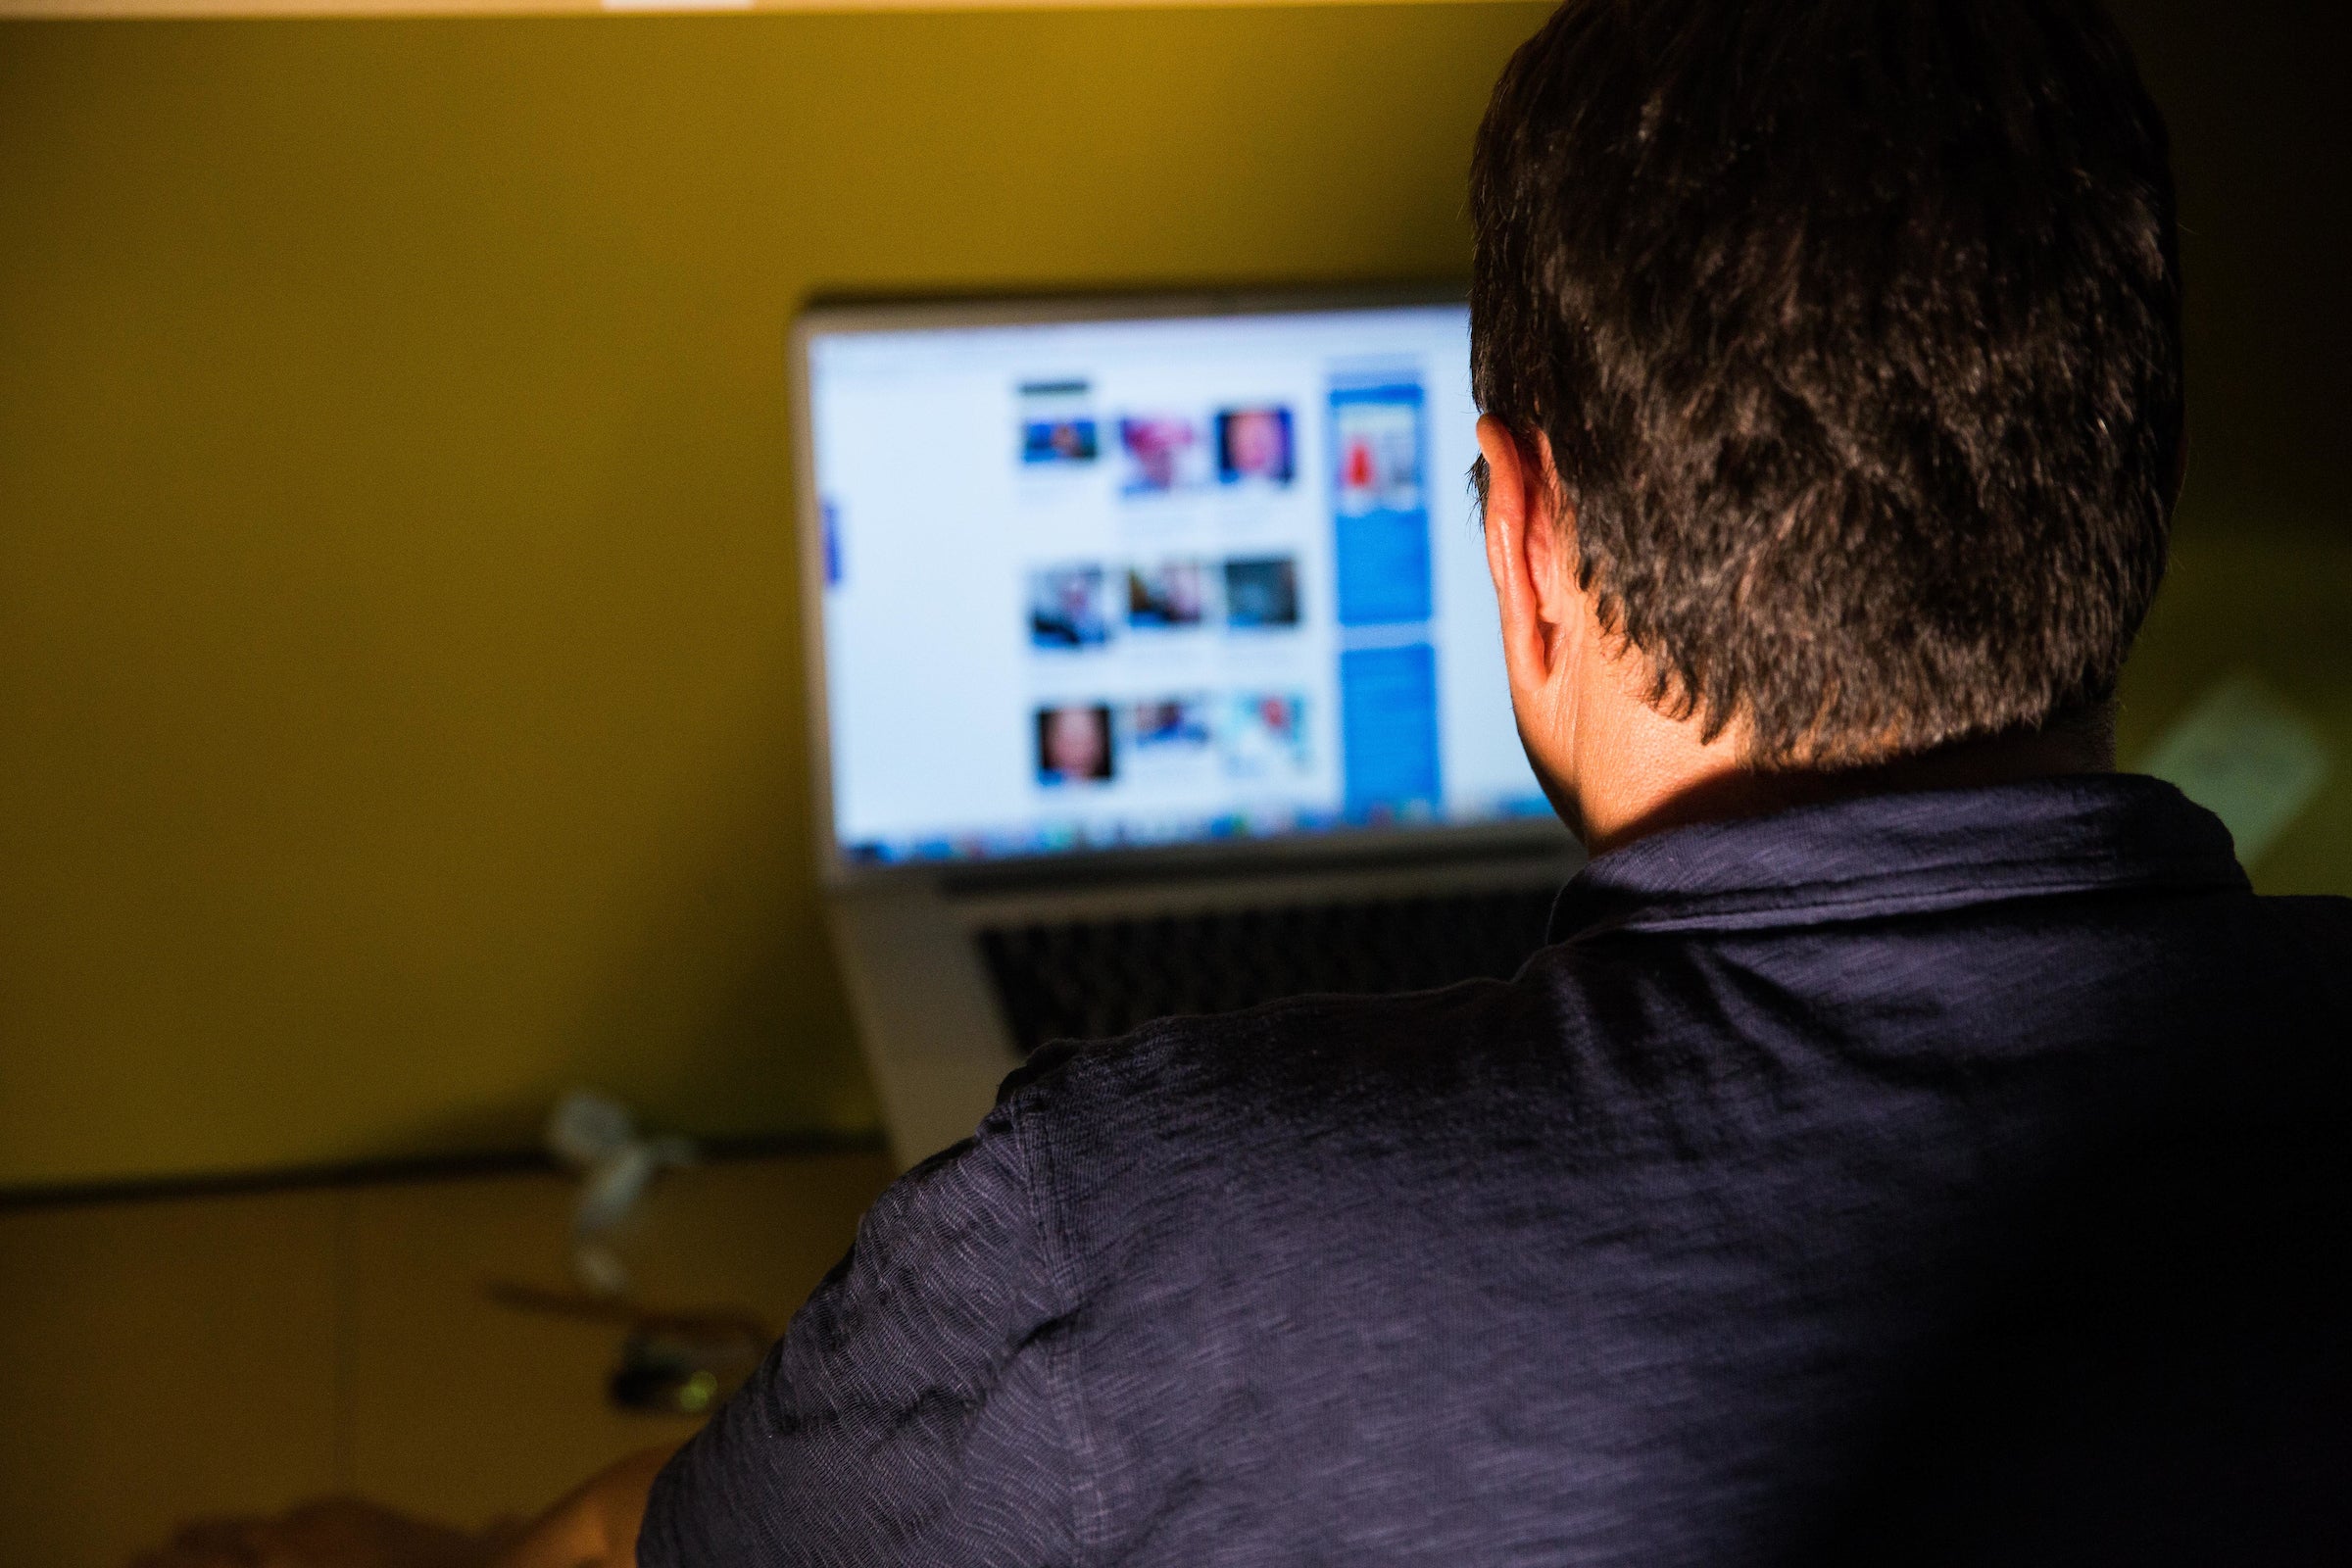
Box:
[1576,708,2116,858]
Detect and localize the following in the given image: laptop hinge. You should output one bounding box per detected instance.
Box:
[938,837,1576,901]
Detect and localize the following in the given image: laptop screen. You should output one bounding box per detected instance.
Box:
[800,296,1554,869]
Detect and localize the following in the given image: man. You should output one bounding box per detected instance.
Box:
[142,0,2350,1563]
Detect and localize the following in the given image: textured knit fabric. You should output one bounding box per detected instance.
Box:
[640,774,2352,1566]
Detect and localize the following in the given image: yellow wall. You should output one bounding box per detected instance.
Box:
[0,5,1555,1188]
[2102,0,2352,902]
[3,2,2345,1191]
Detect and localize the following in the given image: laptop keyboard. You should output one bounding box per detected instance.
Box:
[976,884,1561,1054]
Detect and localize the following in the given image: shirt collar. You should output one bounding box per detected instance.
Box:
[1548,773,2248,942]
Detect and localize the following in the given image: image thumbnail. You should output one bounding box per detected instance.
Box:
[1028,564,1115,649]
[1334,397,1424,514]
[1019,380,1100,466]
[1117,415,1211,494]
[1126,559,1209,629]
[1133,700,1223,761]
[1216,407,1295,485]
[1037,703,1115,785]
[1224,692,1311,778]
[1221,557,1299,629]
[1125,696,1218,785]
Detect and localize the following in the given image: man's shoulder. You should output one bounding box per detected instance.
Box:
[2245,890,2352,1021]
[2260,890,2352,946]
[1012,968,1542,1092]
[976,973,1613,1325]
[989,964,1595,1187]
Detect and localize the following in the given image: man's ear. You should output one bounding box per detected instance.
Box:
[1477,416,1574,688]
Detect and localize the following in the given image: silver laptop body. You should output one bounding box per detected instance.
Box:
[791,289,1583,1168]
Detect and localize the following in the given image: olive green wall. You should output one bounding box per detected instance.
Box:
[2,2,2345,1190]
[0,5,1556,1188]
[2100,0,2350,892]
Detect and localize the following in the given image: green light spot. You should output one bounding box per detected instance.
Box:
[679,1370,717,1413]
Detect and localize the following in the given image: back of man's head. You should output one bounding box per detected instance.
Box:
[1471,0,2181,768]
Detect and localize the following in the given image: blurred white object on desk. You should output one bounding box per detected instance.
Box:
[544,1088,696,1298]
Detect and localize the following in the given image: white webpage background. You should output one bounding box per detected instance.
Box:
[810,307,1539,852]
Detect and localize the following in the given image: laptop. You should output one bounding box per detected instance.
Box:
[791,287,1585,1167]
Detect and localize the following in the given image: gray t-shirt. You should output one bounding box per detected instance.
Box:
[641,775,2352,1566]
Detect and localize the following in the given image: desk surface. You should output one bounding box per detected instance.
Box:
[0,1151,894,1567]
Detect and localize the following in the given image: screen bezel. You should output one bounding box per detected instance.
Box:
[790,285,1573,888]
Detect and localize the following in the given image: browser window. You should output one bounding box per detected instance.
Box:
[806,302,1548,866]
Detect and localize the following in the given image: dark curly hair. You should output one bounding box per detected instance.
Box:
[1471,0,2182,766]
